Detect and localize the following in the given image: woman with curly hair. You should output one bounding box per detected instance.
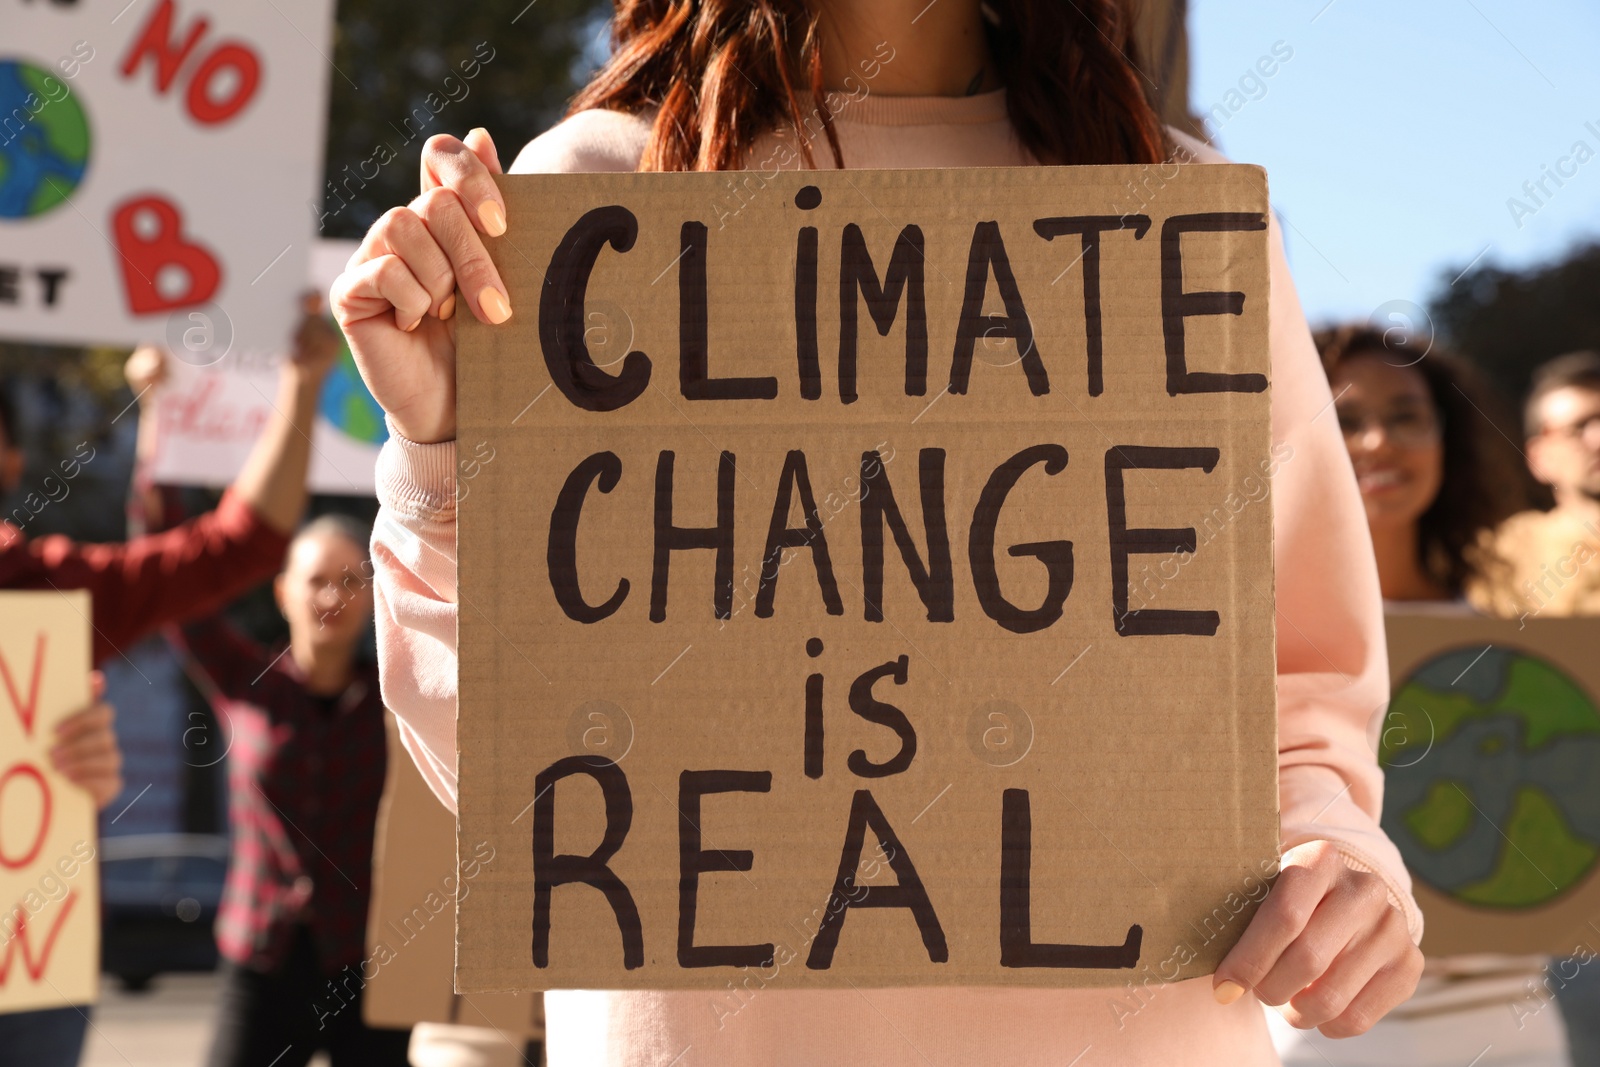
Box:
[1315,323,1531,605]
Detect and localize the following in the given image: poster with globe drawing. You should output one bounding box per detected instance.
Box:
[145,239,387,495]
[1383,612,1600,957]
[1,0,333,357]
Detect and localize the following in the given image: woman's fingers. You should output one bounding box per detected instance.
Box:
[1282,906,1419,1035]
[1214,840,1422,1038]
[1250,865,1388,1007]
[462,126,504,176]
[1214,843,1340,1002]
[350,205,455,326]
[411,186,511,324]
[336,249,434,335]
[1314,918,1424,1038]
[422,131,506,237]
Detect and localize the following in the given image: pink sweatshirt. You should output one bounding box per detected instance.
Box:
[369,89,1421,1067]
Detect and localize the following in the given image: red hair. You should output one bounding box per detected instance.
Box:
[569,0,1170,171]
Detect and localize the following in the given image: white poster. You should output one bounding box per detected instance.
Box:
[146,239,386,495]
[0,0,335,358]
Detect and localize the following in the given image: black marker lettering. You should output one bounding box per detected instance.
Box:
[539,205,651,411]
[678,770,775,968]
[969,444,1073,633]
[1000,789,1142,968]
[1104,445,1222,636]
[1160,213,1269,396]
[860,449,953,623]
[1032,215,1151,396]
[531,756,642,969]
[548,452,629,623]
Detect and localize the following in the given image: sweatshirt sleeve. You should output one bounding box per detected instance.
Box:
[1264,212,1424,944]
[22,487,289,666]
[371,416,462,812]
[367,111,650,815]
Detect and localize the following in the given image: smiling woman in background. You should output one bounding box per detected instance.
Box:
[1318,323,1529,606]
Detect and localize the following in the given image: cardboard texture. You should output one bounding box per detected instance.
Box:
[364,713,541,1036]
[0,591,98,1013]
[455,165,1279,991]
[1384,611,1600,958]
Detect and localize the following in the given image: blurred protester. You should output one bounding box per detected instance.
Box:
[0,310,334,1065]
[1280,324,1570,1067]
[1468,350,1600,1063]
[163,514,409,1067]
[0,313,336,663]
[1471,351,1600,618]
[1320,324,1531,604]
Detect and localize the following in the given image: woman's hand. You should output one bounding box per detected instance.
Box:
[1213,840,1422,1037]
[50,672,124,811]
[330,128,512,445]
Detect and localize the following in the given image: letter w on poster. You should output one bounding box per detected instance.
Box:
[0,592,97,1014]
[454,165,1279,990]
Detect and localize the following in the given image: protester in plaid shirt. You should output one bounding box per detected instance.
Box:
[169,513,410,1067]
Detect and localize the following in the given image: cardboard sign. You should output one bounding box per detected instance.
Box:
[1384,611,1600,957]
[145,240,388,496]
[364,713,542,1037]
[1,0,333,356]
[454,165,1279,991]
[0,591,98,1014]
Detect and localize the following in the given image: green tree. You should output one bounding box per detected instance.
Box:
[317,0,609,240]
[1429,241,1600,412]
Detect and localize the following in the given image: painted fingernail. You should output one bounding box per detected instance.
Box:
[1213,980,1246,1005]
[439,293,457,321]
[479,287,512,324]
[478,200,507,237]
[403,316,422,333]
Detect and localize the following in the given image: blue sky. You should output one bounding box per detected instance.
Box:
[1189,0,1600,329]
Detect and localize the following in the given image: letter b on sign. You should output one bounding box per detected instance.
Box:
[112,196,222,315]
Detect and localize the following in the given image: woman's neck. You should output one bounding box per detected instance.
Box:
[813,0,998,96]
[1370,521,1452,602]
[290,635,358,697]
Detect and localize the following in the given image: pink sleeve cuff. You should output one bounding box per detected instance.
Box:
[1331,840,1426,947]
[375,416,458,521]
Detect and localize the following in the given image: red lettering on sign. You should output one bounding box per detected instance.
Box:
[120,0,263,125]
[0,892,78,985]
[157,378,271,444]
[0,764,51,871]
[185,42,262,125]
[112,196,222,315]
[120,0,209,93]
[0,633,46,739]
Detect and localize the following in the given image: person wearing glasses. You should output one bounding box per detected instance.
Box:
[1473,351,1600,618]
